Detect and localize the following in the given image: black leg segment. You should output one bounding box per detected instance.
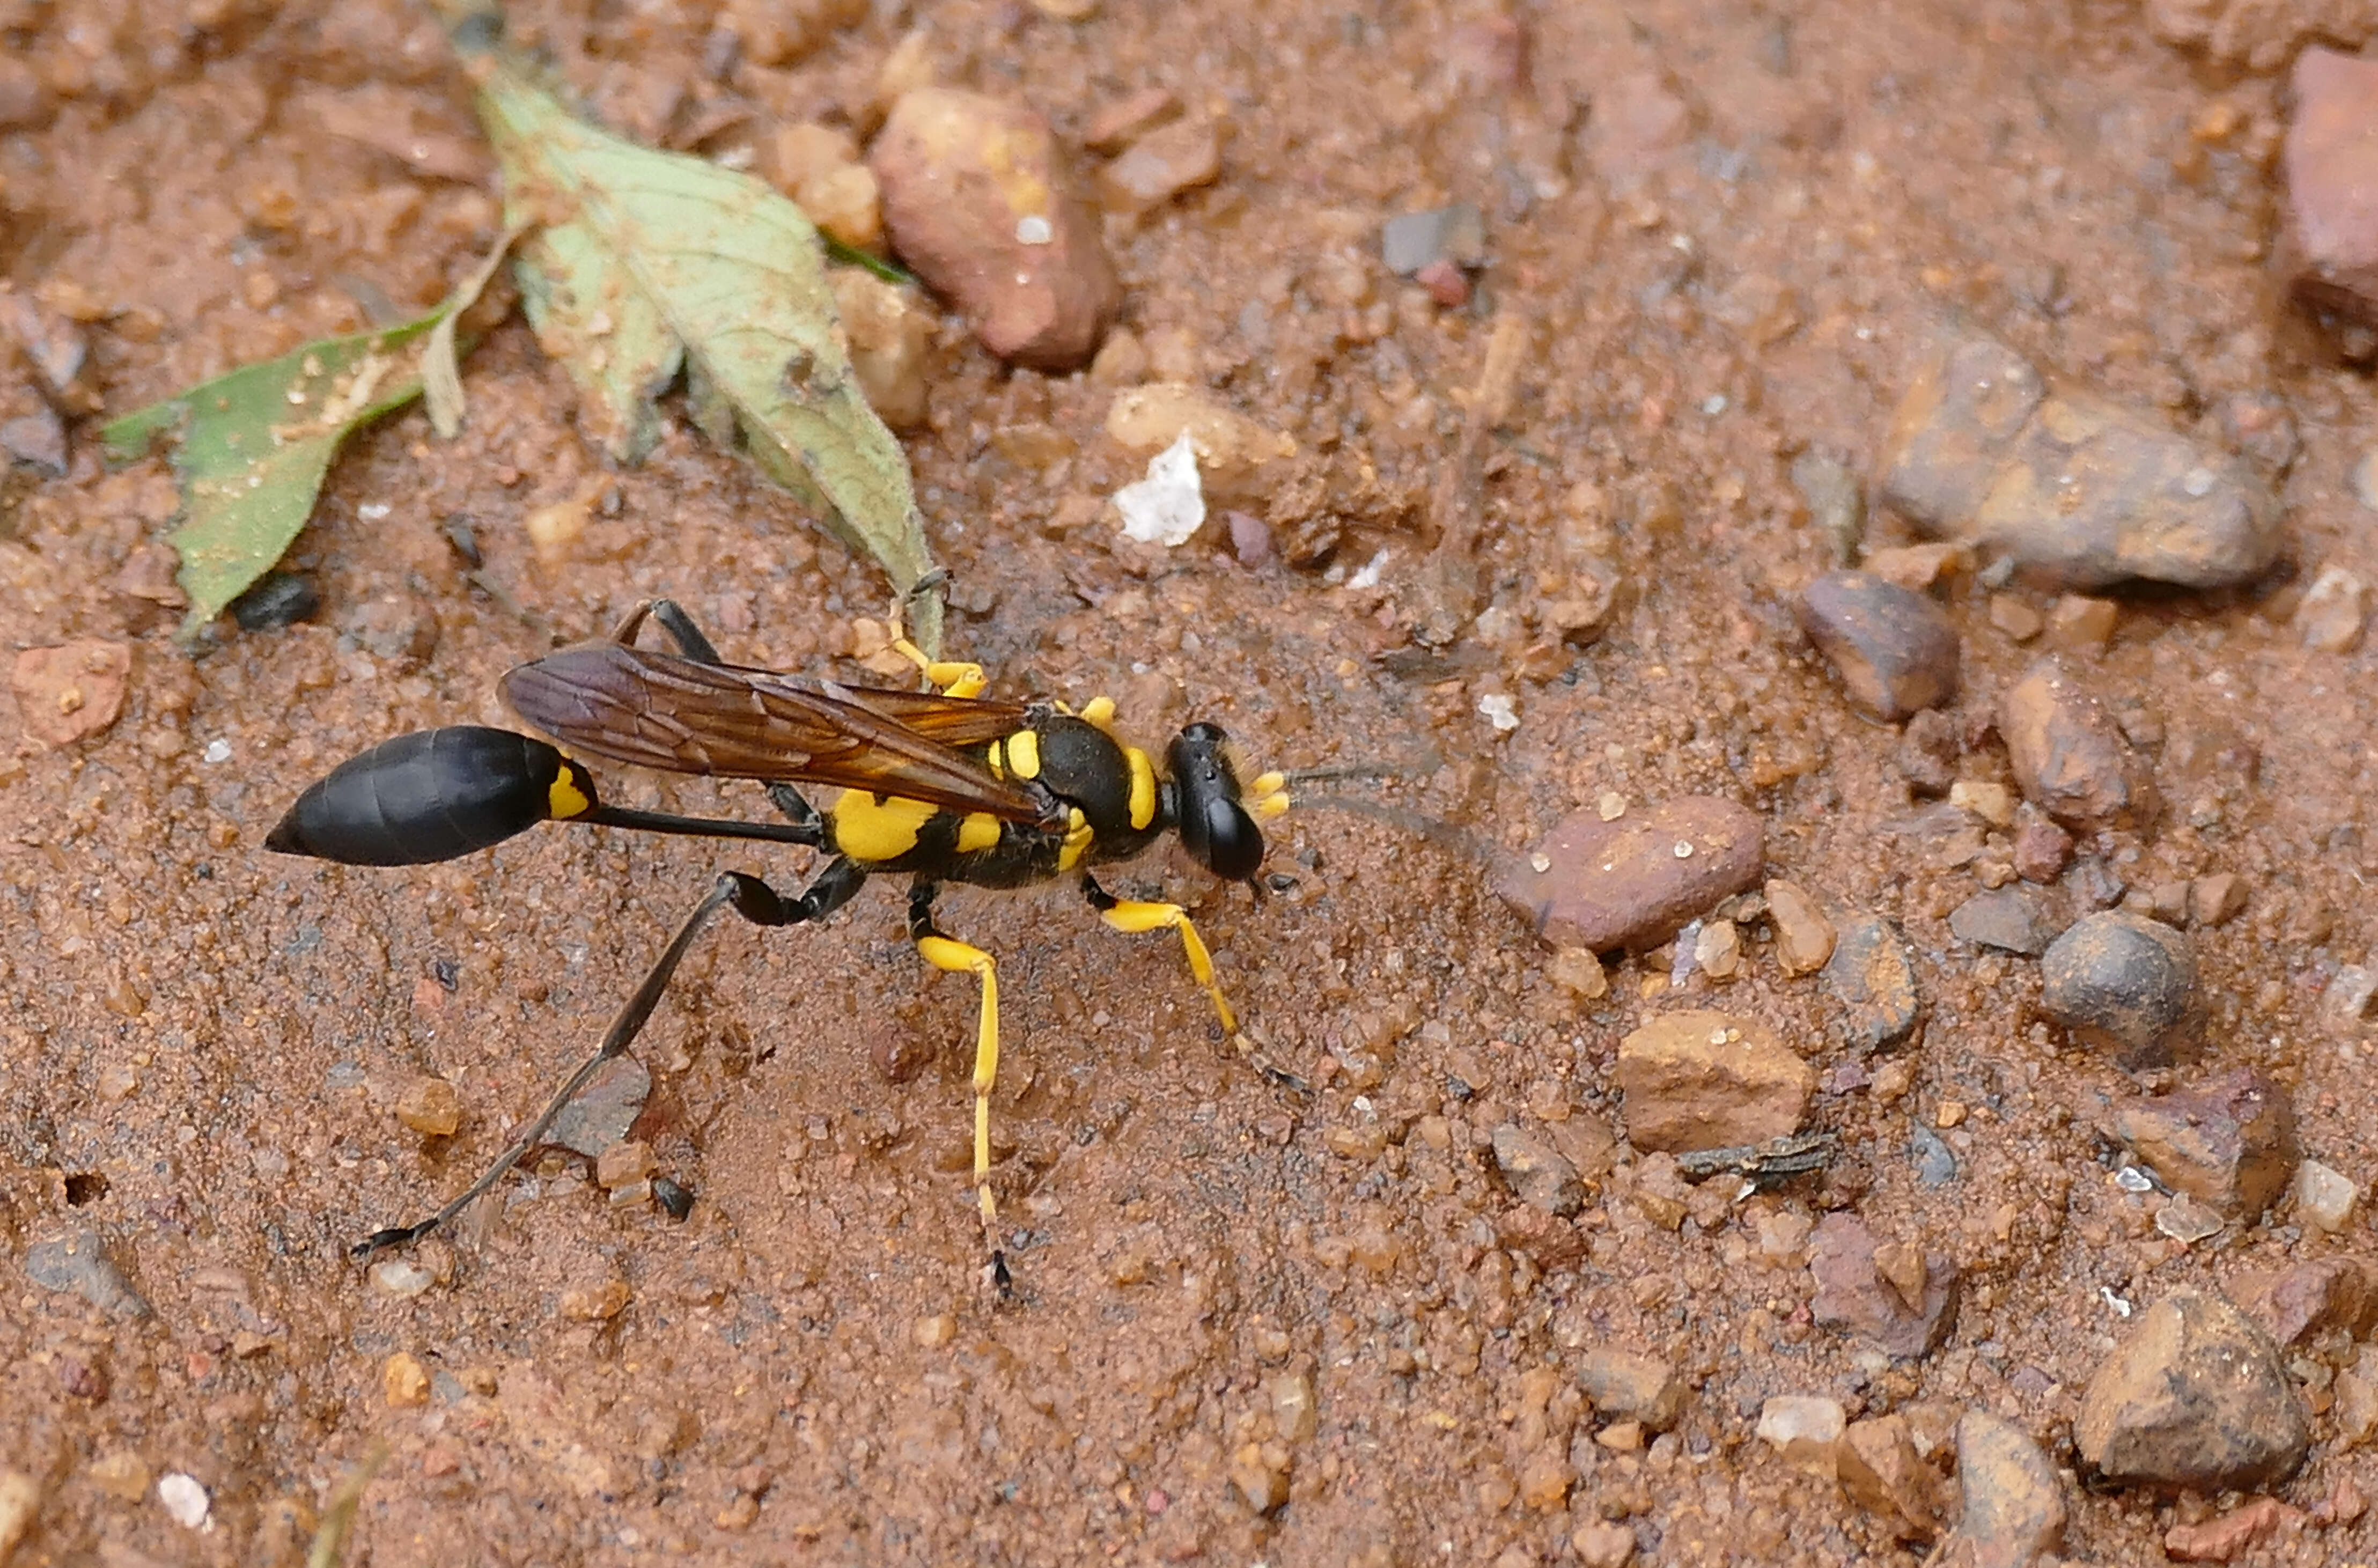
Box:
[353,856,870,1257]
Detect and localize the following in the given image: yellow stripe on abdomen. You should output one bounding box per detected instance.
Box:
[830,791,938,862]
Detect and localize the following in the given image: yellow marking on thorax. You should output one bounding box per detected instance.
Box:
[1057,807,1093,871]
[1003,728,1042,780]
[830,791,938,862]
[547,764,593,820]
[1124,746,1158,830]
[1078,696,1118,734]
[956,812,1004,853]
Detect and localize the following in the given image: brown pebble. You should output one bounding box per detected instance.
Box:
[1497,796,1765,952]
[1084,86,1182,154]
[1879,327,2279,589]
[383,1352,430,1408]
[2294,565,2369,654]
[2001,658,2152,831]
[1858,542,1970,593]
[830,268,932,431]
[1574,1349,1688,1430]
[2113,1068,2299,1216]
[1763,878,1836,975]
[2077,1289,2308,1491]
[1096,116,1221,215]
[594,1140,654,1190]
[560,1277,631,1321]
[1941,1411,2066,1566]
[1837,1415,1950,1540]
[870,88,1118,370]
[2279,49,2378,335]
[1615,1010,1813,1153]
[2048,593,2119,650]
[2189,872,2246,927]
[1987,592,2043,642]
[395,1077,461,1138]
[11,640,132,749]
[1489,1125,1583,1217]
[1822,915,1922,1051]
[1797,570,1961,721]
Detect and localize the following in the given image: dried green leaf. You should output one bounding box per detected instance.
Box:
[423,223,526,438]
[478,66,944,653]
[99,315,444,638]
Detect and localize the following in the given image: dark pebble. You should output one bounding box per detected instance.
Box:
[1948,887,2061,955]
[1797,570,1960,721]
[2039,911,2196,1067]
[230,572,321,631]
[548,1055,652,1158]
[341,595,440,669]
[1893,708,1959,796]
[2078,1289,2308,1492]
[1490,1124,1585,1217]
[1909,1122,1959,1187]
[1822,915,1921,1051]
[25,1227,150,1319]
[653,1176,695,1220]
[1,405,66,475]
[1380,203,1485,275]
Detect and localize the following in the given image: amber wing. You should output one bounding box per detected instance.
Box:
[501,642,1053,822]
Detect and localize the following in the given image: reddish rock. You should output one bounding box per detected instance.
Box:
[2281,49,2378,334]
[1615,1011,1813,1154]
[2000,658,2152,832]
[2078,1289,2308,1492]
[11,640,132,749]
[870,88,1118,370]
[2112,1069,2299,1217]
[1574,1349,1688,1431]
[1808,1213,1960,1359]
[2244,1259,2378,1348]
[2012,802,2074,884]
[2164,1497,2303,1564]
[1497,796,1764,952]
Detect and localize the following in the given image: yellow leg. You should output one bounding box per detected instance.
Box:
[1094,896,1238,1035]
[892,638,986,699]
[915,931,1003,1250]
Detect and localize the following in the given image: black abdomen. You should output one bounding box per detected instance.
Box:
[265,727,576,866]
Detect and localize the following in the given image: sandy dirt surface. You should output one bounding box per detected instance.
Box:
[3,0,2377,1564]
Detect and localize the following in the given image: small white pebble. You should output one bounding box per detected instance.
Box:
[1529,852,1551,873]
[1673,840,1694,859]
[158,1473,210,1529]
[1596,791,1627,822]
[358,502,392,520]
[2180,466,2216,498]
[1345,550,1388,591]
[1113,432,1205,548]
[369,1258,436,1299]
[1701,394,1728,416]
[1477,693,1519,732]
[2114,1166,2154,1192]
[201,739,232,764]
[1015,214,1054,245]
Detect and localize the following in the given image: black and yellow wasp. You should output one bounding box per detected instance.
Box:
[266,599,1290,1285]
